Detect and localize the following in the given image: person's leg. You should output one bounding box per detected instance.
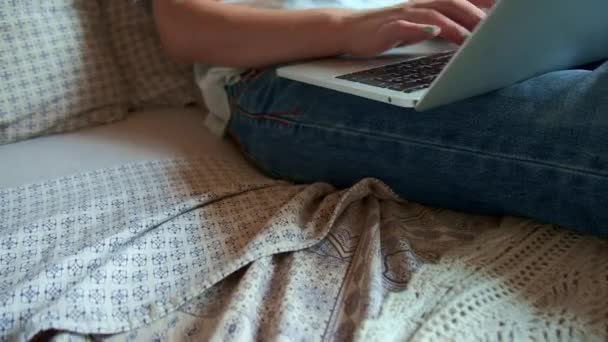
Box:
[226,62,608,236]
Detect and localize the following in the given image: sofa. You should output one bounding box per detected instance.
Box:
[1,1,607,341]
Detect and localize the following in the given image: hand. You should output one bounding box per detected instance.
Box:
[337,0,495,57]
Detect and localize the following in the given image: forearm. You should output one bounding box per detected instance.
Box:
[153,0,350,68]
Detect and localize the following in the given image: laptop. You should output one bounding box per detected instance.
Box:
[277,0,608,111]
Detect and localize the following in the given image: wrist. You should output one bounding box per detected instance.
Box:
[322,8,355,55]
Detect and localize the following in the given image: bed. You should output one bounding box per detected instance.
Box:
[1,108,606,341]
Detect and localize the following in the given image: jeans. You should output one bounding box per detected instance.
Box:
[226,61,608,237]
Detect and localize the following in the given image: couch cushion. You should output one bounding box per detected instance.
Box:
[0,1,130,145]
[0,108,245,188]
[102,0,203,108]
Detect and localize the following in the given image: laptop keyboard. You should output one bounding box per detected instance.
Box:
[336,51,455,93]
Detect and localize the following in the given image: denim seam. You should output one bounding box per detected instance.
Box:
[238,112,608,180]
[231,135,284,179]
[230,97,301,125]
[236,100,303,117]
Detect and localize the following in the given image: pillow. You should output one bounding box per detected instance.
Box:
[0,1,130,145]
[102,0,203,109]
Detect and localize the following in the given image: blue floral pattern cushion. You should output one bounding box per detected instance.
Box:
[0,1,130,145]
[103,0,202,108]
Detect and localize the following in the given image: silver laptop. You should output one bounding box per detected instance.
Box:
[277,0,608,111]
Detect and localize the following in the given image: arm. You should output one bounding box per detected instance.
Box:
[152,0,492,68]
[153,0,350,67]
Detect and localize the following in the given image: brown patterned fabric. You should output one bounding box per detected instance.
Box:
[2,155,606,341]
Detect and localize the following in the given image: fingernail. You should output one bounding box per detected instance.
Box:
[391,41,404,48]
[422,25,441,35]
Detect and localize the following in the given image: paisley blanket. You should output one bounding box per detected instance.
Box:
[1,157,606,341]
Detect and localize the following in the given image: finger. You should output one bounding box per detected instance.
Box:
[410,0,485,31]
[468,0,495,9]
[377,20,442,50]
[402,8,470,44]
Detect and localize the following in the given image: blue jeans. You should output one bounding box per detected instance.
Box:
[226,61,608,237]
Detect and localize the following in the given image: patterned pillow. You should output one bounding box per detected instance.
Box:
[0,1,130,145]
[102,0,202,108]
